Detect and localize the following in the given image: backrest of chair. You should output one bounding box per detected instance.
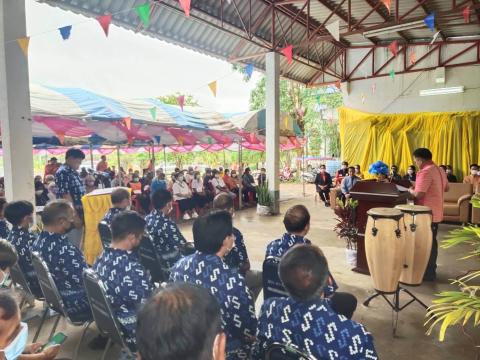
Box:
[262,257,289,300]
[265,343,314,360]
[98,221,112,250]
[138,234,168,283]
[82,268,127,348]
[31,252,67,317]
[444,182,473,203]
[10,263,35,299]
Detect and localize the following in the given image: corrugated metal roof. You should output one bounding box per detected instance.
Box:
[38,0,480,85]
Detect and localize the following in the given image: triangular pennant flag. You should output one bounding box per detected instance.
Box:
[154,136,161,144]
[388,40,398,57]
[56,132,65,145]
[334,80,341,90]
[208,81,217,97]
[316,95,321,104]
[281,44,293,65]
[59,26,72,40]
[463,6,471,23]
[127,135,134,145]
[123,117,132,130]
[16,37,29,57]
[97,15,112,37]
[371,83,376,94]
[381,0,391,13]
[177,95,185,111]
[150,107,157,120]
[430,31,441,45]
[424,13,435,31]
[409,52,417,65]
[135,2,151,27]
[207,136,213,145]
[177,135,184,146]
[283,116,289,129]
[361,94,366,104]
[326,20,340,42]
[245,63,254,79]
[389,69,395,79]
[179,0,191,17]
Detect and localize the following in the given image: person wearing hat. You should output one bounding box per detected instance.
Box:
[44,157,60,180]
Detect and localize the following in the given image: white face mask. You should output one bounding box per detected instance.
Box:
[407,170,414,175]
[471,170,478,176]
[446,169,452,174]
[0,270,12,288]
[35,190,44,196]
[1,322,28,360]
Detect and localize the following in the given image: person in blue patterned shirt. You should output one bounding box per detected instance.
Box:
[213,193,262,301]
[170,210,257,360]
[4,201,42,297]
[255,244,378,360]
[94,211,155,352]
[145,189,191,269]
[101,188,131,226]
[31,200,92,323]
[0,198,10,240]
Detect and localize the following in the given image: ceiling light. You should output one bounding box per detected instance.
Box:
[419,86,465,96]
[363,20,426,37]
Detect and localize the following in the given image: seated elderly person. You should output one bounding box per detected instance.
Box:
[255,245,378,360]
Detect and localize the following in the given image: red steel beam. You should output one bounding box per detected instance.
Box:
[405,44,441,71]
[441,42,478,66]
[374,46,407,76]
[273,0,309,49]
[346,48,374,79]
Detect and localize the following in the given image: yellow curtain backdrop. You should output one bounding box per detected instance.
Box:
[339,107,480,180]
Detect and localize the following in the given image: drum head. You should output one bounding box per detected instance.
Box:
[367,207,403,219]
[395,204,432,214]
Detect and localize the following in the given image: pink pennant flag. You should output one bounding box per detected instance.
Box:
[463,6,471,23]
[281,44,293,65]
[179,0,191,17]
[177,95,185,111]
[97,15,112,37]
[127,135,134,145]
[388,40,398,57]
[123,117,132,130]
[409,52,417,65]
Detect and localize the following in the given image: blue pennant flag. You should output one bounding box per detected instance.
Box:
[424,13,435,31]
[245,63,254,79]
[154,136,161,144]
[59,25,72,40]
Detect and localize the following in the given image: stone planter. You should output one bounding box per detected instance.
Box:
[256,204,272,216]
[345,248,357,267]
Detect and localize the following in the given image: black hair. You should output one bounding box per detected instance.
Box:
[446,165,453,170]
[136,283,222,360]
[260,168,266,171]
[4,201,34,226]
[342,161,348,166]
[470,164,479,169]
[111,188,130,205]
[212,193,233,211]
[391,164,398,169]
[0,240,18,271]
[212,169,219,176]
[408,165,416,171]
[224,169,230,175]
[355,164,360,169]
[0,198,7,212]
[151,189,173,210]
[193,211,232,254]
[348,166,355,172]
[0,290,19,320]
[65,148,86,160]
[439,165,447,171]
[412,148,432,160]
[279,244,329,302]
[41,200,72,226]
[319,164,326,169]
[283,205,310,233]
[110,211,146,241]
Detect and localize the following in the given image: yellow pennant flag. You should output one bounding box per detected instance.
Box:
[17,37,30,57]
[208,81,217,97]
[283,116,289,129]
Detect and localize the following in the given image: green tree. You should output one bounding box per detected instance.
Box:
[157,93,199,106]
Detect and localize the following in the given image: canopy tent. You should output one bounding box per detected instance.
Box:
[21,84,303,151]
[339,107,480,180]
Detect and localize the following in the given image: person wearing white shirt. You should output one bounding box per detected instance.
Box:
[172,173,198,220]
[184,167,194,185]
[191,171,209,211]
[211,170,236,199]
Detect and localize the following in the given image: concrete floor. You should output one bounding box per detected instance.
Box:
[23,184,479,359]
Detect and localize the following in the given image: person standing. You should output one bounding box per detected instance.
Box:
[409,148,448,281]
[44,157,60,179]
[314,164,332,207]
[96,155,109,173]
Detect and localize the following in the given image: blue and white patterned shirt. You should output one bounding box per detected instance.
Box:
[224,227,249,272]
[145,209,186,269]
[93,248,155,351]
[101,207,124,226]
[170,252,257,359]
[0,219,10,239]
[32,231,91,322]
[255,297,378,360]
[55,164,85,212]
[7,226,42,297]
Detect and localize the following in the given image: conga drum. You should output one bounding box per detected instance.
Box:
[365,208,405,293]
[395,204,432,285]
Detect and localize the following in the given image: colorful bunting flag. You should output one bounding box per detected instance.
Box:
[179,0,191,17]
[207,136,213,145]
[208,81,217,97]
[177,95,185,111]
[16,37,29,57]
[150,107,157,120]
[389,69,395,79]
[245,63,254,79]
[326,20,340,42]
[281,44,293,65]
[334,80,341,90]
[97,15,112,37]
[315,95,321,104]
[430,31,441,45]
[177,135,184,146]
[381,0,391,13]
[409,52,417,65]
[136,2,151,27]
[127,135,134,145]
[361,94,366,104]
[371,83,376,94]
[59,26,72,40]
[424,13,435,31]
[283,116,289,129]
[463,6,471,23]
[123,117,132,130]
[154,136,161,144]
[56,132,65,145]
[388,40,398,57]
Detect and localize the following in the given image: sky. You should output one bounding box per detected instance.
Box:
[25,0,263,113]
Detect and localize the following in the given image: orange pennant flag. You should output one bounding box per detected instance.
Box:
[409,52,417,65]
[57,132,65,145]
[17,37,30,57]
[177,135,184,146]
[123,117,132,130]
[382,0,391,13]
[283,116,289,129]
[334,80,341,90]
[208,81,217,97]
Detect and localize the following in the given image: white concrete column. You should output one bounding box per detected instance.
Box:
[265,52,280,214]
[0,0,34,203]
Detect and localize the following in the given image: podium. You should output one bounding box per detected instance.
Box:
[349,181,410,274]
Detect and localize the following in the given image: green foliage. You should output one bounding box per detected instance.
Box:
[157,93,199,106]
[334,198,359,250]
[257,182,272,207]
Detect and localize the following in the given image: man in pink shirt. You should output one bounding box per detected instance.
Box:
[408,148,448,281]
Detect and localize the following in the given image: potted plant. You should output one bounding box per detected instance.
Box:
[334,198,359,267]
[425,194,480,356]
[256,183,272,216]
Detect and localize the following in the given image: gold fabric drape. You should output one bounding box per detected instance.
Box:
[339,107,480,180]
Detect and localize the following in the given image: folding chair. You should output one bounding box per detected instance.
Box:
[98,221,112,250]
[138,234,170,283]
[262,257,289,300]
[83,269,134,360]
[265,342,315,360]
[10,263,46,342]
[31,252,92,360]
